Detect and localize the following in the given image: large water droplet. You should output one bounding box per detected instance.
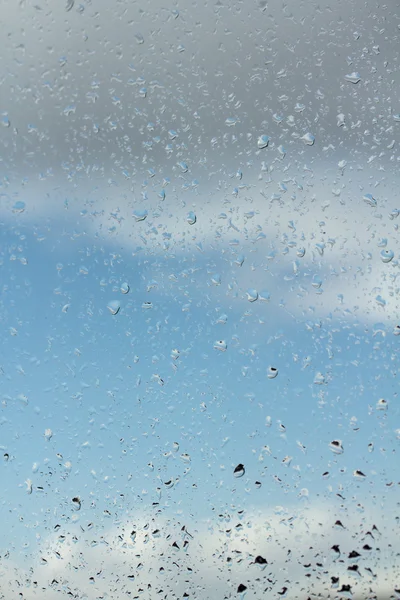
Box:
[214,340,227,352]
[133,209,148,222]
[344,72,361,84]
[380,249,394,263]
[329,440,344,454]
[376,398,388,411]
[257,135,270,149]
[187,211,196,225]
[107,300,121,315]
[246,289,258,302]
[12,201,26,213]
[267,366,278,379]
[72,496,81,511]
[301,133,315,146]
[233,464,245,478]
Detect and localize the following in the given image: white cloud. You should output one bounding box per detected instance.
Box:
[1,499,398,599]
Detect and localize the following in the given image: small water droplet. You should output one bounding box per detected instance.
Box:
[2,115,10,127]
[120,282,130,294]
[363,193,377,207]
[297,247,306,258]
[353,470,366,480]
[107,300,121,315]
[211,273,221,286]
[294,103,305,112]
[376,398,388,410]
[135,33,144,44]
[233,464,245,478]
[380,249,394,263]
[44,429,53,441]
[344,72,361,84]
[225,117,238,126]
[257,135,270,149]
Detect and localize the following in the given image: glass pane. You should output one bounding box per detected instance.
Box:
[1,0,399,598]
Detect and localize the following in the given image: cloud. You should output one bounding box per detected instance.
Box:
[1,499,398,599]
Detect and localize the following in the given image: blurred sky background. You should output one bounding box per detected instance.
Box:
[0,0,400,598]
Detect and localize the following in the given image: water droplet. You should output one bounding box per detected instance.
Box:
[1,115,10,127]
[164,479,174,489]
[353,470,366,480]
[380,249,394,263]
[344,72,361,84]
[225,117,239,126]
[44,429,53,441]
[376,398,388,411]
[297,247,306,258]
[234,254,245,267]
[133,209,148,222]
[393,325,400,336]
[72,496,81,510]
[178,161,188,173]
[393,114,400,122]
[255,481,262,489]
[25,479,33,494]
[211,273,221,286]
[257,134,270,149]
[187,211,196,225]
[233,463,245,478]
[259,290,271,302]
[180,453,191,463]
[294,103,305,112]
[330,440,344,454]
[337,113,346,127]
[282,455,292,466]
[214,340,227,352]
[171,349,180,360]
[267,366,278,379]
[120,282,130,294]
[12,200,26,213]
[107,300,121,315]
[312,275,323,289]
[363,193,377,207]
[301,133,315,146]
[254,555,267,567]
[314,372,326,385]
[135,33,144,44]
[246,288,258,302]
